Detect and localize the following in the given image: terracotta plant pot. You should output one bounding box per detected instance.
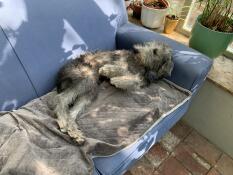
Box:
[164,15,179,34]
[125,0,131,9]
[129,2,142,19]
[144,0,169,9]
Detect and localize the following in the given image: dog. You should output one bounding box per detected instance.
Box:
[52,41,173,145]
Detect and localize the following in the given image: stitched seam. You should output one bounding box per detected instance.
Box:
[0,26,39,97]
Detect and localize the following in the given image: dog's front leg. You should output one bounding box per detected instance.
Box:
[110,74,146,90]
[99,64,128,78]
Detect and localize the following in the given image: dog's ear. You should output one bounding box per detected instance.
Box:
[133,43,142,54]
[133,46,139,54]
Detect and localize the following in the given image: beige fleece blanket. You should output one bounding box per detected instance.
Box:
[0,80,191,175]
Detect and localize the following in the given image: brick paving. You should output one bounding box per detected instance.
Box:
[125,121,233,175]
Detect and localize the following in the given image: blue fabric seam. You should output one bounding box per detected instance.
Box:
[190,67,208,92]
[111,103,184,175]
[0,26,39,97]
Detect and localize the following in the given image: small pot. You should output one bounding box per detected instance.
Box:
[141,1,170,28]
[125,0,131,9]
[130,3,142,19]
[163,15,179,34]
[189,15,233,58]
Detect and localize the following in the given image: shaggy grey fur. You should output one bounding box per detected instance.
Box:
[52,41,173,145]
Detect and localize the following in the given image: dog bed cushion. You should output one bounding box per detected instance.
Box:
[0,80,191,175]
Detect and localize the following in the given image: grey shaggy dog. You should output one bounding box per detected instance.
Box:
[52,41,173,145]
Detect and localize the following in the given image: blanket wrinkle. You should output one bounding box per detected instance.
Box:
[0,129,17,150]
[0,80,191,175]
[8,112,23,131]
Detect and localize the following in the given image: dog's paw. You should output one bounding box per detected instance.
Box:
[67,121,85,145]
[67,128,85,145]
[75,137,85,145]
[99,64,127,78]
[57,118,68,133]
[110,75,142,90]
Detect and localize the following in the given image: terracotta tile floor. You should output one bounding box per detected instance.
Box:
[125,121,233,175]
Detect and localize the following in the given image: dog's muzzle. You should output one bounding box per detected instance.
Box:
[145,70,159,83]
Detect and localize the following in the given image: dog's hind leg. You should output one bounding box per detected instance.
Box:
[67,94,96,144]
[70,94,94,118]
[54,76,98,145]
[53,87,79,133]
[54,92,86,145]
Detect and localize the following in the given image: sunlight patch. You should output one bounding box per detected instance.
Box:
[132,131,158,160]
[1,99,18,111]
[0,36,16,66]
[61,19,88,60]
[93,0,120,29]
[0,0,28,31]
[174,50,201,56]
[35,161,61,175]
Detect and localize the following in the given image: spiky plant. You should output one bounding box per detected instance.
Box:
[167,2,190,20]
[198,0,233,32]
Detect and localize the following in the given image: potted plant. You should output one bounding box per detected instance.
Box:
[163,5,189,34]
[189,0,233,58]
[125,0,132,10]
[141,0,170,28]
[129,0,143,19]
[164,15,179,34]
[163,3,190,34]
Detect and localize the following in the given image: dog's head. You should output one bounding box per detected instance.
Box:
[133,41,174,82]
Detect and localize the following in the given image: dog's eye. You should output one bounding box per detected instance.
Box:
[153,48,158,55]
